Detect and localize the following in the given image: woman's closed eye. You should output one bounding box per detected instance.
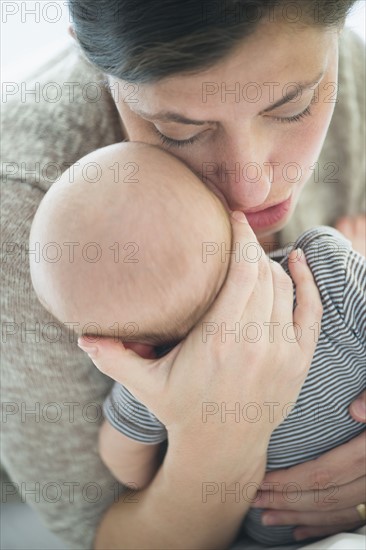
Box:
[152,94,317,149]
[152,127,203,148]
[271,93,317,124]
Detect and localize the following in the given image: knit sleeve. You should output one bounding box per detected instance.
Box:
[1,44,126,550]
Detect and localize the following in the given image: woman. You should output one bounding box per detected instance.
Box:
[1,1,365,549]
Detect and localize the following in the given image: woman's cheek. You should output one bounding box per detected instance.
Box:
[277,99,337,195]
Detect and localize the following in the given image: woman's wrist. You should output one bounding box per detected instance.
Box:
[94,440,266,550]
[165,430,268,488]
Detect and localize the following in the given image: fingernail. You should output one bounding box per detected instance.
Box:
[297,248,307,263]
[351,397,366,420]
[77,338,98,358]
[231,211,247,223]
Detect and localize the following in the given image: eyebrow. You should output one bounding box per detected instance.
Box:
[132,71,324,125]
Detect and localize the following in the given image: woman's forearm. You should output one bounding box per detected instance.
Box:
[94,442,266,550]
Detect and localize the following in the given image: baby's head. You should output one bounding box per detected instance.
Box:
[30,142,231,347]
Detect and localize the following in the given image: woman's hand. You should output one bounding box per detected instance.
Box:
[78,211,323,482]
[252,390,366,541]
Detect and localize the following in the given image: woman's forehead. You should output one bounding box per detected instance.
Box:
[110,24,336,115]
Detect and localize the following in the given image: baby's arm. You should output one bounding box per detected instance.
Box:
[98,419,162,490]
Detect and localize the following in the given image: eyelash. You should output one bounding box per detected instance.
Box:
[272,97,315,124]
[153,128,201,148]
[153,96,316,149]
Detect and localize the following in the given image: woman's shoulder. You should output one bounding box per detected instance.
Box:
[336,28,365,121]
[1,42,124,193]
[338,27,365,86]
[278,29,365,246]
[320,28,365,203]
[323,27,364,152]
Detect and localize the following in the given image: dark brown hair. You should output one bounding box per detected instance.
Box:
[68,0,357,83]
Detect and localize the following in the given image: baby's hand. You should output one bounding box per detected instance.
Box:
[335,214,366,257]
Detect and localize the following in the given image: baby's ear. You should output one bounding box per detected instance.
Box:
[123,342,157,359]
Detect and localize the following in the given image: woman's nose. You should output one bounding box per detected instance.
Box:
[204,123,276,209]
[202,156,273,211]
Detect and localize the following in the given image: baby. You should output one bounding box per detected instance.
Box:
[30,141,230,347]
[29,142,365,546]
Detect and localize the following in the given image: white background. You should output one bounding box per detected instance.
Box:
[1,0,365,82]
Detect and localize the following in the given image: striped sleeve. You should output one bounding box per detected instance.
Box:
[343,248,366,344]
[244,228,365,546]
[103,382,167,444]
[279,226,365,345]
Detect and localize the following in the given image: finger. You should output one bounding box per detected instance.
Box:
[349,390,366,423]
[77,336,157,398]
[260,431,366,488]
[207,212,259,322]
[268,256,295,327]
[293,522,365,542]
[261,506,365,527]
[236,251,274,330]
[288,248,323,352]
[253,475,366,512]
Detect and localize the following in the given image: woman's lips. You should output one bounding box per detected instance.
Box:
[243,196,292,229]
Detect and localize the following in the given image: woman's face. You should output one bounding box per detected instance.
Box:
[109,21,340,243]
